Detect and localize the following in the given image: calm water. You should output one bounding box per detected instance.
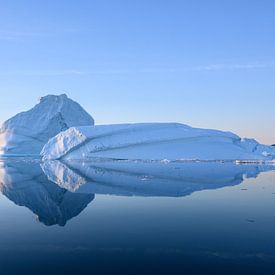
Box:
[0,158,275,274]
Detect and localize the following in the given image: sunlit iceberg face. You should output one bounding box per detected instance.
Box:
[41,123,275,162]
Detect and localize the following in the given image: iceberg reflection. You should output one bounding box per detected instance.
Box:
[42,159,275,197]
[0,158,274,226]
[0,159,94,226]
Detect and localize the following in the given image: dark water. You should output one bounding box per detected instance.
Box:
[0,158,275,275]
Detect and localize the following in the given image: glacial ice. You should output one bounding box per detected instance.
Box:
[41,123,275,161]
[0,94,94,155]
[0,94,274,162]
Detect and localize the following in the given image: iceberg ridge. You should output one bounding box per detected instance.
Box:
[41,123,275,161]
[0,94,94,155]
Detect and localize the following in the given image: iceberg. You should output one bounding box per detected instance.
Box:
[0,94,94,156]
[41,123,275,161]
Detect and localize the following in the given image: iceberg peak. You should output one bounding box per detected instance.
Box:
[39,93,68,103]
[0,94,94,155]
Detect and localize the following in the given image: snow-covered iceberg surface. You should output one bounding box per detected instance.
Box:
[41,123,275,161]
[0,94,94,156]
[41,159,275,197]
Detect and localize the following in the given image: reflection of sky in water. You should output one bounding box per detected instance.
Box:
[0,159,275,274]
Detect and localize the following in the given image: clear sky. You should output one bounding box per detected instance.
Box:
[0,0,274,144]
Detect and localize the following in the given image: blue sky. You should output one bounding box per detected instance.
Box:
[0,0,274,144]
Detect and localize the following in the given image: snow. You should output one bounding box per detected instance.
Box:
[1,94,274,162]
[0,94,94,155]
[41,123,275,161]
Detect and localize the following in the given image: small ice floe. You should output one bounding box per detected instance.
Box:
[235,160,265,165]
[140,175,153,181]
[160,159,171,164]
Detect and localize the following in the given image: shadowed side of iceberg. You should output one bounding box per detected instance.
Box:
[0,94,94,156]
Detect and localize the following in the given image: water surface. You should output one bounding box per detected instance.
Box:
[0,158,275,274]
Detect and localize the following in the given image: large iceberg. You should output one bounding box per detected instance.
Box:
[41,123,275,161]
[0,94,94,155]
